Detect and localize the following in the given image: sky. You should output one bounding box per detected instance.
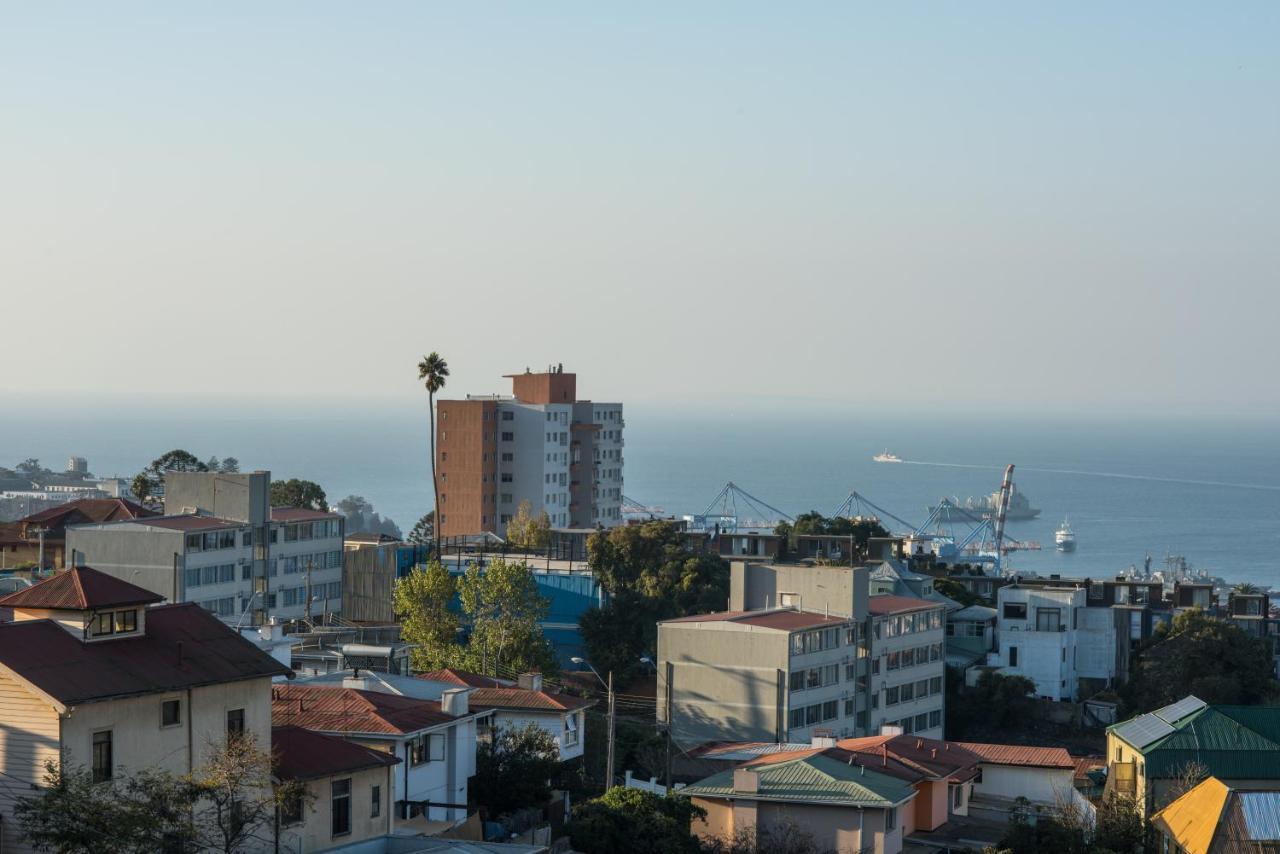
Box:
[3,3,1278,418]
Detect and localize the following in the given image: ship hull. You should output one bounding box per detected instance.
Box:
[929,506,1041,522]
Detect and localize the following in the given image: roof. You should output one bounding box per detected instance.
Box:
[468,687,594,713]
[271,507,340,522]
[130,515,244,532]
[20,497,156,528]
[0,566,164,610]
[0,603,290,707]
[868,594,940,616]
[1072,755,1106,782]
[953,742,1075,769]
[346,531,401,543]
[418,668,511,688]
[679,752,915,808]
[1151,776,1232,854]
[1109,700,1280,780]
[662,608,850,631]
[952,605,998,621]
[1110,696,1209,749]
[271,725,401,781]
[1151,777,1280,854]
[272,684,463,735]
[833,735,983,784]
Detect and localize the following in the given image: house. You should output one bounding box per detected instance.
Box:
[945,605,997,668]
[866,595,947,739]
[1225,589,1280,678]
[680,749,917,854]
[954,741,1080,816]
[0,496,155,569]
[1106,696,1280,816]
[272,681,482,826]
[0,566,289,854]
[418,669,594,762]
[867,560,961,613]
[658,607,864,745]
[1150,776,1280,854]
[273,725,400,852]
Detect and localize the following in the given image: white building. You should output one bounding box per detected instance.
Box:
[988,585,1081,701]
[867,595,947,740]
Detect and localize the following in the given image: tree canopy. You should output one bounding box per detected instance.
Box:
[335,494,402,538]
[270,478,329,512]
[408,510,435,545]
[394,560,461,671]
[774,513,889,561]
[471,723,561,818]
[458,557,558,677]
[130,449,239,505]
[568,787,704,854]
[506,500,551,550]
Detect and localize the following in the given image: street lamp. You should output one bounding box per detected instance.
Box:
[571,656,616,790]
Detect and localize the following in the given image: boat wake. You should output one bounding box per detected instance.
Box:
[895,459,1280,493]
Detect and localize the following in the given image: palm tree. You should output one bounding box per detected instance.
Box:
[1233,582,1259,594]
[417,352,450,555]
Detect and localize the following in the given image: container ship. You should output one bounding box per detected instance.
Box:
[929,484,1041,522]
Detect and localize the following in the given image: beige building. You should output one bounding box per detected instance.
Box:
[866,595,947,740]
[0,566,289,853]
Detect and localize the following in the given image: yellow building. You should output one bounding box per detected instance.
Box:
[1151,776,1280,854]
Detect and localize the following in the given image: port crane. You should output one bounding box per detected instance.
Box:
[620,495,665,516]
[688,482,793,533]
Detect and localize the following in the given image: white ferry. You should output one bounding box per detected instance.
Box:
[1055,518,1077,552]
[873,450,903,463]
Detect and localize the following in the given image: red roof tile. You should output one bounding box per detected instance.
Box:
[417,668,510,688]
[953,742,1075,769]
[272,685,462,735]
[1073,754,1106,781]
[867,594,939,616]
[0,566,163,610]
[663,609,850,631]
[468,687,594,713]
[20,498,157,529]
[271,507,341,522]
[272,725,400,781]
[0,603,289,706]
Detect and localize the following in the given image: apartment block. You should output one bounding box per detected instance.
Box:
[867,595,947,740]
[435,366,623,537]
[66,471,344,624]
[658,608,864,746]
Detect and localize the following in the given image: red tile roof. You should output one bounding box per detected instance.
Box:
[417,668,510,688]
[0,566,164,610]
[468,687,594,713]
[0,603,290,707]
[271,507,340,522]
[1073,754,1106,781]
[953,742,1075,769]
[663,609,850,631]
[834,735,982,783]
[867,594,939,616]
[272,725,400,781]
[20,498,157,529]
[272,685,462,735]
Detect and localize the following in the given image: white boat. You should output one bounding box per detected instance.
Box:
[873,450,903,463]
[1055,518,1076,552]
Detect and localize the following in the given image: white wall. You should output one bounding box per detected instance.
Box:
[493,708,584,762]
[971,764,1075,807]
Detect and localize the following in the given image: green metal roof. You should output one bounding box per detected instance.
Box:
[1117,704,1280,780]
[678,753,916,808]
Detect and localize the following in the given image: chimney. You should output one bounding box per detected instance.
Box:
[733,768,760,793]
[517,672,543,692]
[441,687,470,717]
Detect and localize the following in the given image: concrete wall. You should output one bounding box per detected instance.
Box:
[730,561,869,619]
[971,764,1074,807]
[164,471,269,526]
[67,524,185,601]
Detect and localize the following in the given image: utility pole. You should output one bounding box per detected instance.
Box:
[606,670,616,792]
[664,661,673,791]
[35,527,48,573]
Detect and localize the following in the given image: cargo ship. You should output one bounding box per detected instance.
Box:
[929,484,1041,522]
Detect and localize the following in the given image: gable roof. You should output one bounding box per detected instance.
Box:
[272,725,401,781]
[834,735,982,783]
[0,603,289,708]
[20,497,156,529]
[679,752,915,808]
[1110,699,1280,780]
[468,687,594,714]
[272,684,464,735]
[0,566,164,610]
[418,668,511,688]
[1151,776,1232,854]
[952,742,1075,769]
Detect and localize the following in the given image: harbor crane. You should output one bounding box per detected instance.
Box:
[689,482,793,533]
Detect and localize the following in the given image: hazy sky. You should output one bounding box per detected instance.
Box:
[4,3,1277,417]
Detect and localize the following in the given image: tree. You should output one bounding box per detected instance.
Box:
[270,478,329,512]
[506,499,551,550]
[946,668,1036,739]
[471,723,561,817]
[1092,793,1144,853]
[458,558,558,677]
[408,510,435,545]
[335,494,403,538]
[1125,608,1279,712]
[219,457,240,473]
[568,787,704,854]
[578,592,652,683]
[777,512,888,562]
[15,458,48,478]
[702,819,838,854]
[190,732,307,854]
[15,761,198,853]
[417,352,450,555]
[395,560,462,670]
[934,576,984,607]
[1233,582,1260,594]
[131,449,211,506]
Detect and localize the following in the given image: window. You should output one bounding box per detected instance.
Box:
[822,700,838,721]
[430,733,445,761]
[845,698,856,716]
[281,789,304,825]
[227,709,245,737]
[900,683,914,702]
[886,807,897,831]
[916,679,929,697]
[789,671,804,693]
[331,779,352,837]
[886,686,900,705]
[856,710,867,729]
[186,533,202,551]
[930,709,942,728]
[92,730,113,782]
[1003,602,1027,620]
[161,699,181,727]
[1008,646,1019,667]
[806,705,820,725]
[370,783,382,818]
[410,734,428,765]
[788,708,806,728]
[502,432,514,441]
[953,784,963,809]
[95,612,114,636]
[564,712,580,747]
[218,531,236,549]
[1036,608,1062,632]
[930,676,943,695]
[887,651,900,671]
[915,713,928,731]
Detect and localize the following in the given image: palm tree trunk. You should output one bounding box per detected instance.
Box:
[430,390,440,558]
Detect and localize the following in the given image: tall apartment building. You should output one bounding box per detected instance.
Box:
[866,595,947,740]
[66,471,345,624]
[436,366,624,537]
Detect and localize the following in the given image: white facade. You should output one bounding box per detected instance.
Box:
[590,403,624,524]
[990,586,1083,701]
[969,763,1076,807]
[868,603,947,740]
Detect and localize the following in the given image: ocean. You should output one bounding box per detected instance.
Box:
[3,400,1278,588]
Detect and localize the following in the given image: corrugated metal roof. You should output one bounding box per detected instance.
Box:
[867,594,938,616]
[270,507,340,522]
[680,753,915,807]
[272,725,400,780]
[1238,791,1280,841]
[1150,776,1231,854]
[272,684,461,735]
[468,687,594,713]
[953,742,1075,769]
[0,566,163,610]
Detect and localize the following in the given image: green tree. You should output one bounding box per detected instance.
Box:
[417,351,450,556]
[409,510,435,545]
[270,478,329,512]
[131,449,211,506]
[506,499,551,550]
[15,458,49,478]
[219,456,240,473]
[578,592,652,683]
[335,494,402,538]
[946,668,1036,738]
[568,787,704,854]
[934,576,983,607]
[395,560,462,670]
[471,723,561,817]
[458,558,557,677]
[1092,793,1144,853]
[191,732,308,854]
